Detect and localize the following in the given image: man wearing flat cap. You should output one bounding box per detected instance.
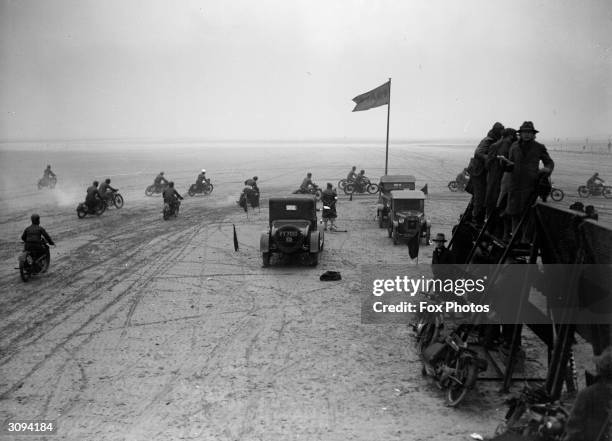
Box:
[469,122,505,226]
[431,233,455,280]
[498,121,554,241]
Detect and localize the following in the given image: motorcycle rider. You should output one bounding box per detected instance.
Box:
[195,169,210,191]
[300,173,317,192]
[153,172,168,191]
[21,214,55,264]
[586,172,605,192]
[354,169,368,192]
[42,165,56,185]
[244,176,259,192]
[86,181,102,212]
[163,181,183,214]
[98,178,117,203]
[347,166,357,183]
[321,183,338,231]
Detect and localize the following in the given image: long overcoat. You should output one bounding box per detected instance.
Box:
[503,140,554,216]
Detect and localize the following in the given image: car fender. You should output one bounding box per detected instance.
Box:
[260,232,270,253]
[309,231,320,253]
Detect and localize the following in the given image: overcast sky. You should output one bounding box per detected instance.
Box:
[1,0,611,141]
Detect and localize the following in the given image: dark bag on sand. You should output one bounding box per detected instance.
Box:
[320,271,341,281]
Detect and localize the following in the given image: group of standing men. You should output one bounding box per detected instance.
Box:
[468,121,554,241]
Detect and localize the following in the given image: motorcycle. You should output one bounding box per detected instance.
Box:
[238,187,260,212]
[145,183,168,197]
[577,184,612,198]
[494,385,568,440]
[163,199,180,220]
[38,175,57,190]
[338,177,370,191]
[344,179,379,195]
[76,199,107,218]
[293,185,323,201]
[103,189,125,209]
[18,243,51,282]
[448,180,467,192]
[187,180,214,196]
[414,300,487,407]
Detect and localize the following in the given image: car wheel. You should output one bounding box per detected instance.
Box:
[262,252,271,267]
[310,252,319,266]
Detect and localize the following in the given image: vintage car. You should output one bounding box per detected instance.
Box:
[377,174,416,228]
[386,190,431,245]
[260,195,324,267]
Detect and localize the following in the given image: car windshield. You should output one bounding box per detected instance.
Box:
[394,199,424,211]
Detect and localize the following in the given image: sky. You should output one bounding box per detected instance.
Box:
[1,0,611,141]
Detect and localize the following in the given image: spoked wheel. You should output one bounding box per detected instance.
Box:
[113,193,124,208]
[188,185,196,197]
[578,186,590,198]
[550,188,564,201]
[367,183,379,194]
[344,183,355,195]
[338,179,348,190]
[145,186,154,197]
[204,183,214,195]
[448,181,459,192]
[604,186,612,199]
[446,358,478,407]
[77,206,87,219]
[163,205,171,220]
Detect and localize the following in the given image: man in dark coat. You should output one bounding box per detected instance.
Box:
[162,181,183,212]
[321,183,338,230]
[85,181,101,212]
[499,121,554,239]
[469,122,504,225]
[431,233,455,279]
[485,128,517,218]
[21,213,55,262]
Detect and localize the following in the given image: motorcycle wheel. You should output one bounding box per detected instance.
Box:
[19,261,31,282]
[204,183,214,195]
[77,206,87,219]
[367,183,379,194]
[163,204,171,220]
[446,359,478,407]
[578,186,590,198]
[604,186,612,199]
[448,181,459,192]
[113,193,124,209]
[338,179,347,190]
[145,185,154,197]
[188,185,196,197]
[95,201,107,216]
[550,188,564,201]
[344,183,355,195]
[39,255,50,273]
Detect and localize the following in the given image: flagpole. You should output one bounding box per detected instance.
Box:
[385,78,391,175]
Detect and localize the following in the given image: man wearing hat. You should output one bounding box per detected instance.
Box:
[563,346,612,441]
[431,233,454,279]
[21,213,55,263]
[469,122,505,225]
[498,121,554,241]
